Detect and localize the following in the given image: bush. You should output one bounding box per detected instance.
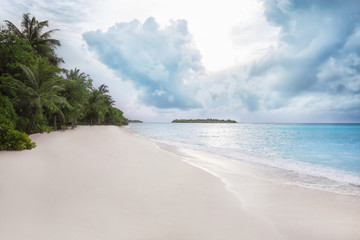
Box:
[60,125,68,131]
[34,123,52,133]
[0,94,35,150]
[0,125,36,150]
[0,94,16,129]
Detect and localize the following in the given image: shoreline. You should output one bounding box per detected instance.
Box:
[172,146,360,240]
[0,126,359,239]
[129,123,360,196]
[130,126,360,239]
[0,126,284,240]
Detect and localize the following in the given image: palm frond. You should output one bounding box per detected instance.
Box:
[41,29,60,40]
[34,20,49,34]
[5,20,23,37]
[19,64,37,89]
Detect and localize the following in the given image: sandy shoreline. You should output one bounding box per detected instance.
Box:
[0,126,282,240]
[173,147,360,240]
[0,126,359,239]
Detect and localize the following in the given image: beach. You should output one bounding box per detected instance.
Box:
[0,126,359,239]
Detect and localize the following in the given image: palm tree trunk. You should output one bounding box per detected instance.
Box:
[53,114,57,131]
[71,117,75,129]
[90,116,93,126]
[26,107,37,134]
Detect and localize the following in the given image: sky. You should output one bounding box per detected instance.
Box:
[1,0,360,122]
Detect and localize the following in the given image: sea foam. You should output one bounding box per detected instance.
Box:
[130,123,360,195]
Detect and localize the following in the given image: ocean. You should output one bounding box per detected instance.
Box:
[129,123,360,195]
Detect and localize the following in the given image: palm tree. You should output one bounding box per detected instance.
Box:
[98,84,110,94]
[5,13,63,65]
[86,89,107,126]
[1,61,70,133]
[63,68,92,128]
[98,84,115,106]
[65,68,87,80]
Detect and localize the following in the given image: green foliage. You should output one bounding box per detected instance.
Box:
[104,106,128,126]
[32,114,52,133]
[2,60,70,133]
[15,117,28,133]
[81,84,128,126]
[0,13,128,150]
[62,68,92,127]
[128,120,143,123]
[0,29,39,88]
[84,89,107,125]
[0,94,36,150]
[5,13,63,66]
[98,84,115,106]
[0,126,36,150]
[172,119,237,123]
[0,94,17,128]
[34,124,52,133]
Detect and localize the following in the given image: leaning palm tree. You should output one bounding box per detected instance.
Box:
[1,61,70,133]
[98,84,115,106]
[5,13,63,65]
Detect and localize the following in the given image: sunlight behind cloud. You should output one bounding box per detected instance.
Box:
[89,0,279,72]
[2,0,359,122]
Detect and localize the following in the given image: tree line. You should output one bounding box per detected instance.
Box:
[172,119,237,123]
[0,13,128,150]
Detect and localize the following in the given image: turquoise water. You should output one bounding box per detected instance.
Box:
[130,123,360,195]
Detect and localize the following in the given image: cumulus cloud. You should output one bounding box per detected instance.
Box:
[79,0,360,121]
[258,0,360,95]
[83,17,204,109]
[205,0,360,122]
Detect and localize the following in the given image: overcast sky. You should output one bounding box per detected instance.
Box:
[2,0,360,122]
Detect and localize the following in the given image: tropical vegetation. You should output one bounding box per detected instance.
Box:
[0,13,128,150]
[128,120,143,123]
[172,119,237,123]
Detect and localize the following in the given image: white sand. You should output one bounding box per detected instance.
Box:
[0,126,284,240]
[177,148,360,240]
[1,126,359,240]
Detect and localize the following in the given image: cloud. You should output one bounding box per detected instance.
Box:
[83,17,204,109]
[259,0,360,96]
[3,0,359,122]
[1,0,91,24]
[205,0,360,122]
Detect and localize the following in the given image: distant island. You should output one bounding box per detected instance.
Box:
[128,120,143,123]
[172,119,237,123]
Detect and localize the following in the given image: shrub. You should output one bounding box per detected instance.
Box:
[60,125,68,131]
[0,125,36,150]
[34,123,52,133]
[0,94,16,129]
